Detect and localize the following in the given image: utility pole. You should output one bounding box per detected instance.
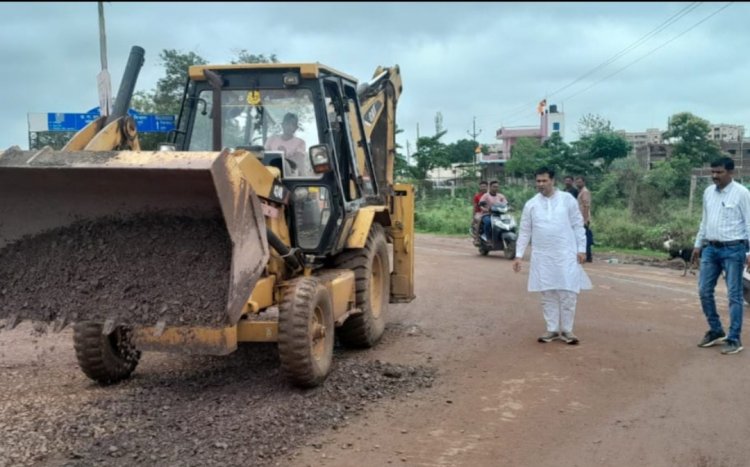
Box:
[97,1,112,117]
[467,116,482,180]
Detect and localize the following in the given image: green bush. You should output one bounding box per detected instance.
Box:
[594,204,700,250]
[413,181,702,253]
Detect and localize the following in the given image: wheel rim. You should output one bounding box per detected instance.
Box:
[108,327,137,361]
[311,304,327,360]
[370,253,384,319]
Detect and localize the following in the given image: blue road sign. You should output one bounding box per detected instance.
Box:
[45,108,175,133]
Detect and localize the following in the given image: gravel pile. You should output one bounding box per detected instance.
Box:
[0,214,232,328]
[0,339,436,467]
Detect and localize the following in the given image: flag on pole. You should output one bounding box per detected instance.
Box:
[537,99,547,115]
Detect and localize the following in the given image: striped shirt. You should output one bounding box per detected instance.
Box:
[694,180,750,248]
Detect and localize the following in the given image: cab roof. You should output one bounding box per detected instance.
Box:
[188,63,358,83]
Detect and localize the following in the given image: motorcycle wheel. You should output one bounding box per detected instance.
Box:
[478,246,489,256]
[504,241,516,260]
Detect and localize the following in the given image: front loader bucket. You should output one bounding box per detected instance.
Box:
[0,146,269,330]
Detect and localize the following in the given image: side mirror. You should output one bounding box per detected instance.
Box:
[309,144,333,174]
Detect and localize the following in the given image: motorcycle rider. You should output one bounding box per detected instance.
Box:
[479,180,508,242]
[472,181,488,246]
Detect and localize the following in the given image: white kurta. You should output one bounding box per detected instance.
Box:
[516,190,592,293]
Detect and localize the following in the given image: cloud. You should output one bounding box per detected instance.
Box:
[0,1,747,153]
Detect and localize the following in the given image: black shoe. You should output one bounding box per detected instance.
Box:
[537,331,560,343]
[721,339,744,355]
[698,330,726,348]
[560,332,579,345]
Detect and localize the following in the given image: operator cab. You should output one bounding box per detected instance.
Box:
[172,64,378,258]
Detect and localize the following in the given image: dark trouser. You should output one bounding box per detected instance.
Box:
[698,243,746,342]
[585,225,593,262]
[482,215,491,239]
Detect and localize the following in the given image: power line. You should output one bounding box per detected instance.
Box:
[560,2,734,103]
[492,2,704,125]
[502,2,734,126]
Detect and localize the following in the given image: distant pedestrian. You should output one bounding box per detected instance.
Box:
[513,167,592,345]
[563,176,579,199]
[575,176,593,262]
[692,157,750,355]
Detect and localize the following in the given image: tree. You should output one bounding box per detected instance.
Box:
[411,131,449,181]
[230,50,279,64]
[577,113,612,138]
[29,131,76,150]
[506,137,547,178]
[663,112,721,167]
[586,132,631,171]
[446,139,478,165]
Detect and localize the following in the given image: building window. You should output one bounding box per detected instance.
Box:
[552,122,560,131]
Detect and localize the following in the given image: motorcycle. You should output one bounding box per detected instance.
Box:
[475,201,517,259]
[744,267,750,305]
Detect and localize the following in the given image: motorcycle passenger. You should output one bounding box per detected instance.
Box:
[479,180,508,242]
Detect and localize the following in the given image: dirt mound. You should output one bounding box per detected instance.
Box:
[0,214,232,329]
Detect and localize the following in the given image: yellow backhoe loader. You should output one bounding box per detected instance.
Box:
[0,46,414,388]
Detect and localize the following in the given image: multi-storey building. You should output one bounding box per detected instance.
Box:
[616,128,663,157]
[707,124,745,142]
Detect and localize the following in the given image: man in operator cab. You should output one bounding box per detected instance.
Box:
[265,112,309,176]
[479,180,508,242]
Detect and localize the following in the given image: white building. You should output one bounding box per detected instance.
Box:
[616,128,663,157]
[708,124,745,142]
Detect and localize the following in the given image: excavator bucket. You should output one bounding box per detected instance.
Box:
[0,147,269,331]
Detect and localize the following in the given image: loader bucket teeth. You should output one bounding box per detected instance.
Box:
[0,147,269,329]
[52,315,68,333]
[102,319,117,336]
[5,314,20,331]
[153,320,167,337]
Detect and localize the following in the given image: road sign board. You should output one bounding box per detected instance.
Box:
[29,107,175,133]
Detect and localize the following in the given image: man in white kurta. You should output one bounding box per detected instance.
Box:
[512,167,592,344]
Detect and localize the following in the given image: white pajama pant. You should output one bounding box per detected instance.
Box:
[540,289,578,333]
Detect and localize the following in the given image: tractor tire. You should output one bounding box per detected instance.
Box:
[278,277,334,388]
[333,223,390,348]
[73,322,141,385]
[504,241,516,260]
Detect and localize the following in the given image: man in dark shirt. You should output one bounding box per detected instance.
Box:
[563,176,579,199]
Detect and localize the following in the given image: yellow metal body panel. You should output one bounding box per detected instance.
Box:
[347,100,368,178]
[236,151,283,203]
[237,320,278,342]
[133,326,238,355]
[315,269,356,323]
[346,206,385,248]
[246,276,276,314]
[62,116,105,151]
[390,183,415,302]
[189,63,357,83]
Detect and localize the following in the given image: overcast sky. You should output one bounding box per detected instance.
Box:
[0,1,746,153]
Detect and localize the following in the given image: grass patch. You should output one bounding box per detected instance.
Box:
[594,245,667,259]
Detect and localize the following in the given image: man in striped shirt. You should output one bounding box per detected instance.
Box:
[692,157,750,355]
